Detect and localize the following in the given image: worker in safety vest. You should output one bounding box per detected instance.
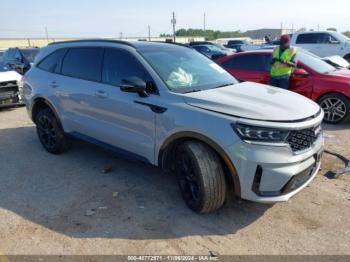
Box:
[270,34,298,90]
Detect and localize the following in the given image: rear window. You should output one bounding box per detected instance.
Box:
[61,47,104,82]
[38,48,67,73]
[222,54,267,71]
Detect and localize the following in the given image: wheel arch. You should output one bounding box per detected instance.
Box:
[158,131,241,197]
[315,91,350,103]
[31,98,62,128]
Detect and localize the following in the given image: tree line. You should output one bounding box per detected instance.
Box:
[160,28,350,40]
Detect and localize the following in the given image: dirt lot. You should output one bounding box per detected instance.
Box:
[0,107,349,255]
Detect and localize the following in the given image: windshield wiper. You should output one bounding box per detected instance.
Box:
[183,89,202,93]
[213,82,236,89]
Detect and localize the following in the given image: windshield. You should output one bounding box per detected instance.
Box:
[332,32,350,42]
[0,62,11,72]
[20,49,39,62]
[140,47,237,93]
[298,50,336,73]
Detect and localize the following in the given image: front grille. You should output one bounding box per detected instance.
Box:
[286,126,321,152]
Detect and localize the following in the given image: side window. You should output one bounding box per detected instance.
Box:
[318,33,338,44]
[296,34,318,44]
[102,48,150,86]
[61,47,104,82]
[38,48,67,73]
[222,54,265,71]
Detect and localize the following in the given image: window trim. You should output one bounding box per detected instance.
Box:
[36,46,159,95]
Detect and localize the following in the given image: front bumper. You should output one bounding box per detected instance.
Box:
[0,81,24,108]
[226,133,324,203]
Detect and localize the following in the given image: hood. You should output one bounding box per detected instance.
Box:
[0,70,22,82]
[325,68,350,79]
[183,82,320,122]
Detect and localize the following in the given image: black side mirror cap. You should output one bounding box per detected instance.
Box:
[120,77,149,97]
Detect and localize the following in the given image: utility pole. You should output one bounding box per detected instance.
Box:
[171,12,176,43]
[45,26,49,42]
[203,12,206,31]
[148,25,151,41]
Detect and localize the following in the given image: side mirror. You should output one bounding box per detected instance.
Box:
[293,68,309,77]
[328,37,340,44]
[120,77,149,97]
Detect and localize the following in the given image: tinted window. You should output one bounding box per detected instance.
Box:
[62,48,104,81]
[296,33,338,44]
[102,48,149,86]
[38,48,67,73]
[222,54,266,71]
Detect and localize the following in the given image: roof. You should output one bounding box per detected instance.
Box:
[48,39,190,50]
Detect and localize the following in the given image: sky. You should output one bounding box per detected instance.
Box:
[0,0,349,38]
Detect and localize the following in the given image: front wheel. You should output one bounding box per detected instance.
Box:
[318,93,350,124]
[175,141,227,213]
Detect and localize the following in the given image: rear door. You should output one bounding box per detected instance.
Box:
[220,53,270,84]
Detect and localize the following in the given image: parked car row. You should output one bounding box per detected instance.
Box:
[216,48,350,124]
[22,39,324,213]
[0,47,39,108]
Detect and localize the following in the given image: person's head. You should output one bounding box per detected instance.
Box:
[280,34,291,49]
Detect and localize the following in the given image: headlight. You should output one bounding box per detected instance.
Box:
[232,124,289,143]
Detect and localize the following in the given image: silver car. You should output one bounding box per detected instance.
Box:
[23,40,324,213]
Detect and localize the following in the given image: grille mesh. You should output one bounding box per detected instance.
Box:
[286,126,320,152]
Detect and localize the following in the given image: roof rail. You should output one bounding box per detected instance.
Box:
[48,39,135,48]
[147,41,191,49]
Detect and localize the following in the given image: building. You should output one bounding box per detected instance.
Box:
[245,28,293,40]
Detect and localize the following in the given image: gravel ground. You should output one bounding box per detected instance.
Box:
[0,107,349,255]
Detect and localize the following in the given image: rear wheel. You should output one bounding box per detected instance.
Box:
[318,93,350,124]
[175,141,227,213]
[35,108,71,154]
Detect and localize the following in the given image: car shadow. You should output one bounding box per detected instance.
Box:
[0,126,270,240]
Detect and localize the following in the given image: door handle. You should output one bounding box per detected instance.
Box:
[49,81,59,88]
[94,90,108,98]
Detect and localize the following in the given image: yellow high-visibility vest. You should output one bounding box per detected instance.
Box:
[271,47,297,77]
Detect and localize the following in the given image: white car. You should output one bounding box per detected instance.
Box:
[0,64,23,107]
[291,31,350,61]
[24,40,324,213]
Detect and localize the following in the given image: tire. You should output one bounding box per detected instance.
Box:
[175,141,227,213]
[35,108,71,154]
[318,93,350,124]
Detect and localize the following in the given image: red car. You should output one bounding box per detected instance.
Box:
[216,50,350,124]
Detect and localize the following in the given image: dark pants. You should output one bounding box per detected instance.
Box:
[270,76,290,90]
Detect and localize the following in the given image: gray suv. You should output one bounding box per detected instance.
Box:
[24,40,324,213]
